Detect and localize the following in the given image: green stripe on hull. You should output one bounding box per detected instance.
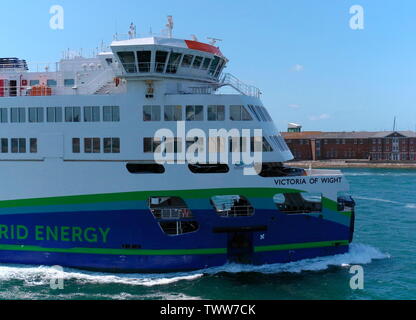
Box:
[0,240,349,256]
[0,188,303,209]
[255,240,350,253]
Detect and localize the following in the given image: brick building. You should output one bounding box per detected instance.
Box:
[282,131,416,161]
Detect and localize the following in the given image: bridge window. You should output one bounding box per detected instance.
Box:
[118,52,136,73]
[274,193,323,214]
[214,59,225,78]
[164,105,183,121]
[208,105,225,121]
[65,107,81,122]
[28,107,44,123]
[193,56,203,69]
[182,54,194,67]
[30,138,37,153]
[11,138,26,154]
[103,106,120,122]
[155,51,168,73]
[0,108,7,123]
[137,51,151,72]
[72,138,80,153]
[127,163,165,174]
[208,56,220,76]
[211,196,254,218]
[47,107,63,122]
[84,138,100,154]
[230,105,253,121]
[166,53,182,74]
[143,105,161,122]
[84,106,100,122]
[202,58,212,70]
[186,105,204,121]
[104,138,120,153]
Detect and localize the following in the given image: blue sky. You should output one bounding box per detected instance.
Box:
[1,0,415,132]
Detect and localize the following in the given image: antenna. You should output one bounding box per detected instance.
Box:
[166,15,174,38]
[393,116,397,132]
[207,37,222,46]
[191,34,198,42]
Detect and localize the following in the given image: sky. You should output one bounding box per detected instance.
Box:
[1,0,415,132]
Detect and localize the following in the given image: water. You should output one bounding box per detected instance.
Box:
[0,168,414,300]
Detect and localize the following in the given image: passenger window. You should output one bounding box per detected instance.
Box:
[127,163,165,174]
[181,55,194,67]
[208,105,225,121]
[143,137,162,153]
[103,106,120,122]
[72,138,80,153]
[164,105,183,121]
[0,108,7,123]
[64,79,75,87]
[211,196,254,217]
[84,138,100,154]
[65,107,81,122]
[84,106,100,122]
[28,107,44,123]
[11,108,26,123]
[143,105,161,122]
[274,193,323,214]
[104,138,120,153]
[1,138,8,153]
[30,138,37,153]
[186,105,204,121]
[47,107,63,123]
[189,164,229,174]
[230,106,253,121]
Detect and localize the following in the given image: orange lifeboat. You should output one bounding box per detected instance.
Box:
[30,85,52,96]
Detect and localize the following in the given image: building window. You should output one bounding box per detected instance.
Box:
[208,105,225,121]
[28,107,44,123]
[47,80,57,87]
[0,108,7,123]
[64,79,75,87]
[72,138,80,153]
[84,106,100,122]
[230,105,253,121]
[65,107,81,122]
[30,138,37,153]
[186,105,204,121]
[164,105,182,121]
[104,138,120,153]
[47,107,63,122]
[143,105,161,122]
[1,138,8,153]
[11,108,26,123]
[84,138,100,153]
[103,106,120,122]
[11,138,26,153]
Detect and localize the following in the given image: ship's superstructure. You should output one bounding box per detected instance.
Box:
[0,19,355,272]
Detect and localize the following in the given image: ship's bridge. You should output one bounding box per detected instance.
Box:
[110,36,228,83]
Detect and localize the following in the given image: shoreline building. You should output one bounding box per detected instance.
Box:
[282,131,416,162]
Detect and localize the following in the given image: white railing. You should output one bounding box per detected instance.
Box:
[219,73,262,98]
[77,68,115,95]
[151,208,193,220]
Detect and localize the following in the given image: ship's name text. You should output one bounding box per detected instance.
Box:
[274,177,343,186]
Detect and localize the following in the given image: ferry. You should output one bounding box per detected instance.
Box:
[0,18,355,272]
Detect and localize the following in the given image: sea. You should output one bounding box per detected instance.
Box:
[0,168,414,300]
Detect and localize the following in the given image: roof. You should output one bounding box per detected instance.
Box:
[111,36,225,58]
[282,131,416,140]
